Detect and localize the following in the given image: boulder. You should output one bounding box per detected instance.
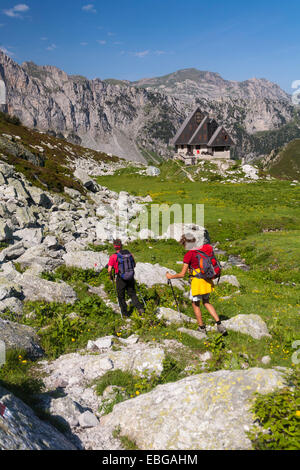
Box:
[100,368,286,450]
[6,178,31,202]
[87,336,114,351]
[74,169,98,193]
[0,278,23,301]
[62,251,109,271]
[208,314,271,340]
[163,224,210,246]
[13,228,43,248]
[242,165,259,180]
[219,275,240,288]
[146,166,160,176]
[39,396,83,428]
[16,245,65,272]
[134,262,185,289]
[27,186,53,208]
[41,345,166,391]
[156,307,196,325]
[14,206,37,228]
[0,297,23,316]
[78,411,99,428]
[0,385,76,450]
[177,327,207,341]
[0,318,44,359]
[19,274,77,304]
[0,221,13,242]
[0,242,25,262]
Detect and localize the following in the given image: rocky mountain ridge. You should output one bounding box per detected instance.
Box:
[0,51,298,163]
[132,68,291,103]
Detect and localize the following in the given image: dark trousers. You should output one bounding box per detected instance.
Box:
[116,276,143,316]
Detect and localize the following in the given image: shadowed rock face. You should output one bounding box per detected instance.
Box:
[0,51,295,162]
[0,385,77,450]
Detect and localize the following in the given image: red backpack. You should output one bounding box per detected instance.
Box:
[191,244,222,283]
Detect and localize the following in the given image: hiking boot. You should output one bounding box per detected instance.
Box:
[217,323,227,335]
[198,326,207,335]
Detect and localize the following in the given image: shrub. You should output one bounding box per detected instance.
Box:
[248,369,300,450]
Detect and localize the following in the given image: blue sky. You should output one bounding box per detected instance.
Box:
[0,0,299,92]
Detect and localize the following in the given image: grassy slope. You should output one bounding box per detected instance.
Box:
[268,139,300,180]
[0,112,120,194]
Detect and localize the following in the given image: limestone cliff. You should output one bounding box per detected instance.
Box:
[0,51,297,161]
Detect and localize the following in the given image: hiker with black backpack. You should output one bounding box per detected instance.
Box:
[166,234,227,335]
[107,239,145,317]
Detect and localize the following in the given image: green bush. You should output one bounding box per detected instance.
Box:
[248,369,300,450]
[0,349,44,406]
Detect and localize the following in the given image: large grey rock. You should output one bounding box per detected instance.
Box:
[63,250,109,271]
[14,206,37,228]
[0,385,76,450]
[13,228,43,248]
[39,396,83,428]
[134,262,185,289]
[0,221,13,242]
[156,307,196,325]
[0,297,23,316]
[177,327,207,341]
[100,368,286,450]
[19,273,77,304]
[163,224,210,246]
[6,178,31,202]
[41,345,166,392]
[0,318,44,359]
[0,242,25,262]
[208,314,271,339]
[27,186,52,208]
[87,336,114,351]
[0,278,23,301]
[74,169,98,192]
[146,166,160,176]
[78,411,99,428]
[16,245,65,272]
[219,275,240,288]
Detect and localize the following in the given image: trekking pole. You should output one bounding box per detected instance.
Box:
[110,270,123,320]
[135,281,147,310]
[168,279,183,321]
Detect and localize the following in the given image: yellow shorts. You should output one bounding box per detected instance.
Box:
[190,269,214,297]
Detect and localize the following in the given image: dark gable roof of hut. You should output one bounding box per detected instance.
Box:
[171,107,234,147]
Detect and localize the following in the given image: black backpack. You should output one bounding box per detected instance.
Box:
[116,250,135,281]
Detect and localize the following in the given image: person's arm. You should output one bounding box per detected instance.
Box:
[107,255,116,280]
[166,263,189,280]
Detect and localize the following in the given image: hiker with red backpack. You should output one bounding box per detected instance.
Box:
[107,239,145,317]
[166,234,227,335]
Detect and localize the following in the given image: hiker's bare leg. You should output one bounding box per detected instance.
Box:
[192,301,205,327]
[203,302,220,322]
